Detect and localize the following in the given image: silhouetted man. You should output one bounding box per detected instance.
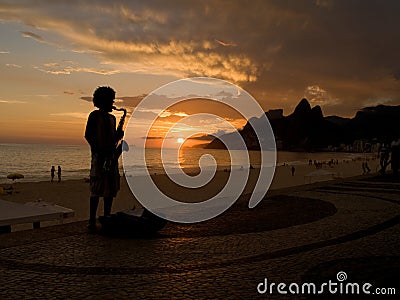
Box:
[379,141,390,174]
[85,86,123,230]
[391,138,400,176]
[51,166,55,182]
[57,165,62,182]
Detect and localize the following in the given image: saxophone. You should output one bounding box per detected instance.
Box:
[103,106,128,172]
[112,106,128,159]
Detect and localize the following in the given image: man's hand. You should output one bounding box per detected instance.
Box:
[116,128,124,141]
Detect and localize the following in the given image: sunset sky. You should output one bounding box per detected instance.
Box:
[0,1,399,145]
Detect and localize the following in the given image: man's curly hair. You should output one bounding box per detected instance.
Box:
[93,86,115,109]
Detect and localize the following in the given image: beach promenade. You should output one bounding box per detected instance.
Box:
[0,175,399,299]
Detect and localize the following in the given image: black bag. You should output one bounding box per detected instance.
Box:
[99,208,167,237]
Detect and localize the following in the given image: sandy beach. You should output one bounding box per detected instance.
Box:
[0,156,380,231]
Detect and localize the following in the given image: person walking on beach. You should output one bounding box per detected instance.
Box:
[85,86,123,230]
[379,141,390,174]
[51,166,55,182]
[291,166,295,176]
[365,161,371,174]
[391,138,400,176]
[57,165,62,182]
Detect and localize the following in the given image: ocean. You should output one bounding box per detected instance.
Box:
[0,143,366,183]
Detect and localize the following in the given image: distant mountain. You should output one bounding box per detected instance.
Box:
[344,105,400,142]
[325,115,350,127]
[267,98,344,151]
[205,99,400,151]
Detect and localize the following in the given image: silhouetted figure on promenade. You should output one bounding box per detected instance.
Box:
[362,161,371,175]
[365,161,371,174]
[51,166,55,182]
[291,166,295,176]
[391,138,400,176]
[57,165,62,182]
[362,162,366,174]
[379,141,391,174]
[85,86,123,230]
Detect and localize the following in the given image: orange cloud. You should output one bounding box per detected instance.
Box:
[0,2,259,83]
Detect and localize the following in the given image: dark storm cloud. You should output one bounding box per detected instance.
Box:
[242,0,400,115]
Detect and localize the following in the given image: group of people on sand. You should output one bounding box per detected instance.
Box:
[288,157,342,176]
[311,159,338,169]
[50,165,62,182]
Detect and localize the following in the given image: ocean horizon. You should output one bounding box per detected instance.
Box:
[0,143,369,184]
